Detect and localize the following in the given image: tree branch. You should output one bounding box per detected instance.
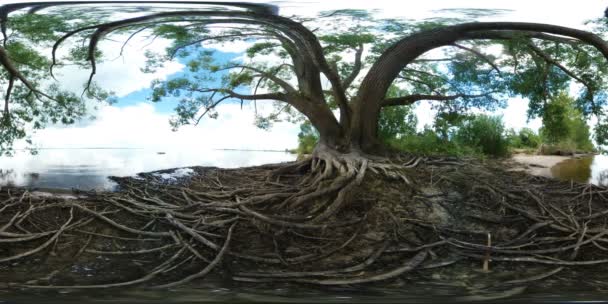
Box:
[403,68,449,82]
[396,75,442,95]
[169,32,270,59]
[191,90,287,126]
[526,42,594,94]
[3,75,12,117]
[0,46,54,101]
[358,22,608,117]
[452,43,501,75]
[382,92,495,107]
[342,43,364,89]
[216,64,297,94]
[223,90,287,101]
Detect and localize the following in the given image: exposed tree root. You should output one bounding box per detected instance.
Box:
[1,151,608,292]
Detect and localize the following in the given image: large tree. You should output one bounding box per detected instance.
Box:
[4,2,608,289]
[2,2,608,159]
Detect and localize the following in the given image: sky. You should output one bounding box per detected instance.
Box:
[11,0,608,151]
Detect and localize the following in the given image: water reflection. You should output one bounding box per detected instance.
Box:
[550,155,608,186]
[0,149,295,190]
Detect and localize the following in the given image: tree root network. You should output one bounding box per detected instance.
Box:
[1,152,607,292]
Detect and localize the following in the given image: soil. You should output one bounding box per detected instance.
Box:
[1,154,607,291]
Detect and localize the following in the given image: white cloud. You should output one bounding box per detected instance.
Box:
[52,35,184,97]
[270,0,603,29]
[10,0,605,152]
[413,97,543,132]
[414,101,436,130]
[497,97,543,131]
[26,101,299,151]
[206,40,255,54]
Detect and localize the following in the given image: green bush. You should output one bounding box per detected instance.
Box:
[378,106,417,141]
[539,92,595,152]
[507,127,541,149]
[387,127,479,157]
[296,121,318,155]
[539,140,577,155]
[454,115,510,157]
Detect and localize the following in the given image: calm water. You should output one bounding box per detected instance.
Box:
[550,155,608,186]
[0,149,296,190]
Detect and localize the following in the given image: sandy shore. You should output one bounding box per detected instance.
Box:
[508,153,573,178]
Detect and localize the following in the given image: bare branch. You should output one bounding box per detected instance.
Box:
[3,75,13,116]
[223,90,287,101]
[403,68,449,82]
[119,25,153,57]
[396,75,442,95]
[452,43,501,75]
[382,92,495,107]
[191,90,286,126]
[342,43,364,89]
[526,42,594,93]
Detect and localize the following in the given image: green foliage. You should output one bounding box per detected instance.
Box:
[296,110,508,158]
[7,13,69,42]
[246,42,279,57]
[506,127,541,149]
[296,121,319,154]
[3,4,608,157]
[541,93,572,144]
[0,12,117,155]
[454,115,510,157]
[540,93,595,152]
[386,127,479,157]
[378,106,417,141]
[570,116,595,152]
[386,114,512,157]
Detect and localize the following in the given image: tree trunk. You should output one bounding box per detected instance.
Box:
[350,28,464,153]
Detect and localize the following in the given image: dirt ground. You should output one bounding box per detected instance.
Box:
[1,155,608,290]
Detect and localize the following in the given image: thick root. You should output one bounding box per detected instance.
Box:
[1,152,607,292]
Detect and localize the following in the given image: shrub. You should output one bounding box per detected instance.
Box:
[387,127,479,157]
[455,115,510,157]
[378,106,417,141]
[539,92,595,152]
[296,121,318,155]
[507,127,541,149]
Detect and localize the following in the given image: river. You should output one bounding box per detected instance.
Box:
[550,154,608,186]
[0,148,296,190]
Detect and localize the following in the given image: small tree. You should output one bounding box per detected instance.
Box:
[541,93,574,144]
[540,92,594,151]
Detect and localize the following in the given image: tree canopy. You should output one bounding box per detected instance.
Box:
[0,2,608,155]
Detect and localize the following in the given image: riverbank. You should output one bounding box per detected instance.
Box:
[2,155,608,297]
[508,153,572,178]
[507,153,593,178]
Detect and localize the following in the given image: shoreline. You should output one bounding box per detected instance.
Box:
[508,153,590,178]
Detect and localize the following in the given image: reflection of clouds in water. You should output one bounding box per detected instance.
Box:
[0,149,295,190]
[590,155,608,187]
[0,169,19,187]
[598,171,608,187]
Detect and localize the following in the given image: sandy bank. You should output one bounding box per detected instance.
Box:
[508,153,596,178]
[508,154,572,178]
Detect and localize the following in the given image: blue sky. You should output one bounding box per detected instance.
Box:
[15,0,605,151]
[116,49,242,113]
